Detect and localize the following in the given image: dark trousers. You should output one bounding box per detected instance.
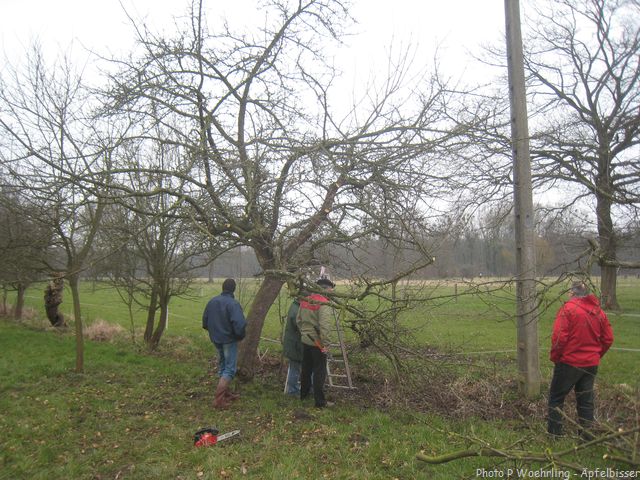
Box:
[300,343,327,407]
[548,362,597,436]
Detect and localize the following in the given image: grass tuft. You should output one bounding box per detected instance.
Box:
[84,319,125,342]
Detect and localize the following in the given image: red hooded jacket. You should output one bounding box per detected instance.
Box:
[550,294,614,367]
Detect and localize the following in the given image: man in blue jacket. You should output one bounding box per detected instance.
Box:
[202,278,247,409]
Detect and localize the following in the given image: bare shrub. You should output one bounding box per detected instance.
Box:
[2,305,48,329]
[17,307,39,322]
[84,319,124,342]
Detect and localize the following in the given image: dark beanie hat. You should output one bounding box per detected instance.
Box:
[570,281,588,297]
[222,278,236,293]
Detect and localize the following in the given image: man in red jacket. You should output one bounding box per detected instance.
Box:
[297,276,335,408]
[548,281,614,438]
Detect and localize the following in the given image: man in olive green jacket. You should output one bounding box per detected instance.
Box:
[282,299,303,395]
[296,277,334,408]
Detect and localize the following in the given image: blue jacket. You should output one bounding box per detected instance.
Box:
[202,292,247,344]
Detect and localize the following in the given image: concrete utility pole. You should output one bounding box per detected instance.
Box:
[504,0,541,398]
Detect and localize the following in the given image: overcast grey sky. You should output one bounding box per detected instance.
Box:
[1,0,507,81]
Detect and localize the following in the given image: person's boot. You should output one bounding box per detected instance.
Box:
[213,377,231,409]
[578,418,595,442]
[547,407,564,437]
[225,387,240,402]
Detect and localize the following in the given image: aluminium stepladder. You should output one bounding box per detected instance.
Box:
[326,308,356,389]
[284,302,356,392]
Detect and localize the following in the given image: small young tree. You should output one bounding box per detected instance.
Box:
[95,143,220,349]
[0,46,116,372]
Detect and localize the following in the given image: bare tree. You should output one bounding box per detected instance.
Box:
[0,46,115,372]
[0,185,51,318]
[101,0,476,377]
[523,0,640,309]
[94,144,220,349]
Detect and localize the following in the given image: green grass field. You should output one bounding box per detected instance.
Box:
[12,276,638,383]
[1,277,638,478]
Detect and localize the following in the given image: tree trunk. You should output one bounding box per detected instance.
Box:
[14,283,26,320]
[144,285,158,343]
[596,190,619,310]
[237,275,285,379]
[1,287,7,315]
[600,265,618,310]
[44,276,66,327]
[149,295,169,350]
[68,274,85,373]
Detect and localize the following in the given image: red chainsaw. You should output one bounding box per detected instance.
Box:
[194,427,240,447]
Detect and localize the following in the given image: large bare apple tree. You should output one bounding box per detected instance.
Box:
[104,0,475,377]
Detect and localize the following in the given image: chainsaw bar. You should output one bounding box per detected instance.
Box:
[217,429,241,442]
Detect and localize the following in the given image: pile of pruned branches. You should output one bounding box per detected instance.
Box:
[324,345,639,472]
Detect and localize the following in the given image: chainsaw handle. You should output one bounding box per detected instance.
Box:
[194,427,219,437]
[307,334,327,352]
